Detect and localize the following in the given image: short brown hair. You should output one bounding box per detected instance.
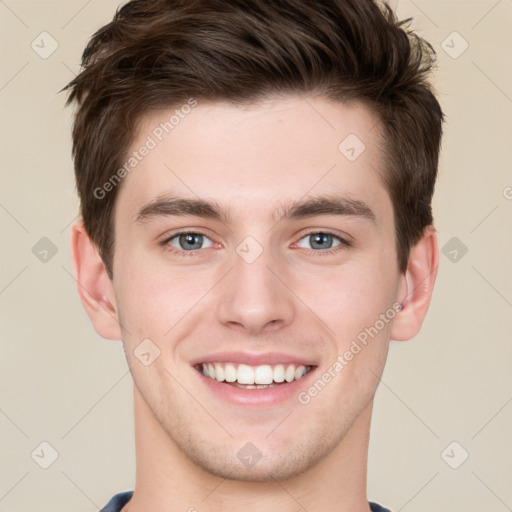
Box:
[64,0,444,279]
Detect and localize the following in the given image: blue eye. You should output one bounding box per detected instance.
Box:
[296,232,348,251]
[161,230,350,257]
[167,232,213,251]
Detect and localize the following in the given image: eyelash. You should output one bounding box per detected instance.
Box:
[296,231,352,257]
[160,229,352,257]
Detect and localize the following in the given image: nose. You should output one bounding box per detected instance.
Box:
[215,243,296,335]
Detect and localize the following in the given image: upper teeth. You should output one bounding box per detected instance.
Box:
[201,363,311,384]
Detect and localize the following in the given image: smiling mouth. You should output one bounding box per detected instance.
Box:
[195,362,315,389]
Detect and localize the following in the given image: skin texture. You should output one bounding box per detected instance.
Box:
[71,95,439,512]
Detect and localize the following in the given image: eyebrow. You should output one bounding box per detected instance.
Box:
[135,193,377,225]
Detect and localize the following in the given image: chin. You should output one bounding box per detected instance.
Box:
[187,447,317,482]
[172,423,343,483]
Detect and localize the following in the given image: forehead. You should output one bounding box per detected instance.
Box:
[115,95,391,226]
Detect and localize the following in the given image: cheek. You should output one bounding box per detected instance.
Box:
[304,264,396,413]
[297,259,397,343]
[113,254,216,341]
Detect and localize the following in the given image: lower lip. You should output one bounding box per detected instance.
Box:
[193,366,318,407]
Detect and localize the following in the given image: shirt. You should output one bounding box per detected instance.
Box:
[100,491,392,511]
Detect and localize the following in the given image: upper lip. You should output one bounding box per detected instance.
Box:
[190,351,318,367]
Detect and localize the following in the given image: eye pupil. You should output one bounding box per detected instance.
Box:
[310,233,333,250]
[180,233,203,250]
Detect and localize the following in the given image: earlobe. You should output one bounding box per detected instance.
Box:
[71,220,122,340]
[390,225,439,341]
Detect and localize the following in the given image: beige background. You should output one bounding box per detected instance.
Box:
[1,1,511,511]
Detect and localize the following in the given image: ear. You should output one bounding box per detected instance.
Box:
[390,225,439,341]
[70,219,122,340]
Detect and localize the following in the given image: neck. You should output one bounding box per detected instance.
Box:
[124,385,373,512]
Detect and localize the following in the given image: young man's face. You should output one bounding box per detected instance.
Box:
[105,95,409,480]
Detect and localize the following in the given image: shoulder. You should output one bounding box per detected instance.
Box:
[369,502,392,512]
[99,491,133,512]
